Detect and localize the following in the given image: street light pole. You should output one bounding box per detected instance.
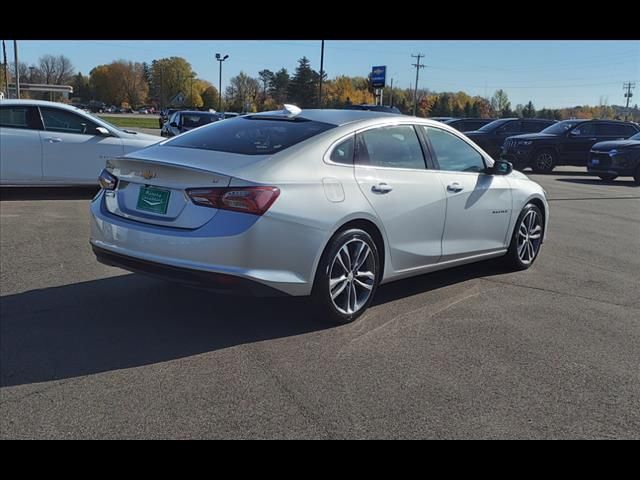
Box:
[215,53,229,113]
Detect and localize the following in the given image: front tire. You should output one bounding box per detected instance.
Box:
[312,228,380,324]
[531,149,557,174]
[503,204,544,271]
[598,174,617,181]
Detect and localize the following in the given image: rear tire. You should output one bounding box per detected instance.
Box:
[531,149,556,174]
[311,228,380,324]
[503,204,544,271]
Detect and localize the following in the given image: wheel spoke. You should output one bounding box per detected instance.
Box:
[517,239,527,257]
[355,270,375,280]
[519,224,528,237]
[350,282,357,312]
[330,275,347,289]
[527,241,535,261]
[331,279,349,300]
[354,278,373,290]
[341,245,352,270]
[353,244,371,272]
[336,247,350,273]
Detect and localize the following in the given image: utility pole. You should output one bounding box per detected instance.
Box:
[318,40,324,108]
[2,40,9,98]
[389,78,393,107]
[215,53,229,113]
[13,40,20,99]
[411,53,425,116]
[623,81,635,121]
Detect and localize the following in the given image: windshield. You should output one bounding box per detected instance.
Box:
[166,117,336,155]
[630,132,640,141]
[541,120,583,135]
[477,119,509,132]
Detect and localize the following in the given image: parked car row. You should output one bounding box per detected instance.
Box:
[160,110,221,137]
[500,119,640,178]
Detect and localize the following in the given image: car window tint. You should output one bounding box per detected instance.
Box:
[522,121,547,133]
[40,107,100,135]
[598,123,633,136]
[0,106,38,129]
[497,121,521,134]
[623,125,639,137]
[571,122,596,136]
[423,126,485,173]
[357,125,425,169]
[167,117,336,155]
[330,135,355,164]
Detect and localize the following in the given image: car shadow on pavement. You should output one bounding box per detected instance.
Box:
[556,178,638,187]
[0,187,100,201]
[0,259,509,388]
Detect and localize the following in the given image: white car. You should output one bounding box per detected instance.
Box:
[91,106,549,324]
[0,99,161,186]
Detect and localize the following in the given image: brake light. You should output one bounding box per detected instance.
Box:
[186,186,280,216]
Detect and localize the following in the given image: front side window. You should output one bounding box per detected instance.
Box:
[496,121,521,134]
[329,135,355,164]
[40,107,100,135]
[356,125,425,169]
[423,126,486,173]
[522,121,548,133]
[0,106,40,130]
[571,122,596,137]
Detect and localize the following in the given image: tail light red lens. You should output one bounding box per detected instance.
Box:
[98,169,117,190]
[186,186,280,216]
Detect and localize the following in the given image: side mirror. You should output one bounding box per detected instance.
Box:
[568,129,580,137]
[489,159,513,175]
[95,127,111,136]
[169,121,178,128]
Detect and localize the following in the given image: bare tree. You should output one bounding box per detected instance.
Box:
[38,54,74,85]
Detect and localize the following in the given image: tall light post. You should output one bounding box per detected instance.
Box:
[215,53,229,113]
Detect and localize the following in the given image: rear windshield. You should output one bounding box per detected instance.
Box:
[166,117,336,155]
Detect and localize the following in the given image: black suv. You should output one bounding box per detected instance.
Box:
[465,118,555,159]
[502,119,640,173]
[588,131,640,184]
[444,117,495,132]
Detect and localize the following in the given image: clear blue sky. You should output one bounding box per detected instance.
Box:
[9,40,640,109]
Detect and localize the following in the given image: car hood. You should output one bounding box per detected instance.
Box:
[591,139,640,151]
[507,133,558,141]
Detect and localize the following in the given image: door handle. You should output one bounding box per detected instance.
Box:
[371,183,393,194]
[44,137,62,143]
[447,182,464,193]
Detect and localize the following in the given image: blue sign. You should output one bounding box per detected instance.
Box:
[371,66,386,89]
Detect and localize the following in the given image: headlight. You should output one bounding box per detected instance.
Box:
[517,140,533,146]
[608,149,618,157]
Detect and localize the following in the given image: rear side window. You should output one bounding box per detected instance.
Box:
[522,121,548,133]
[329,135,355,164]
[496,121,521,134]
[356,125,426,169]
[167,117,336,155]
[0,106,40,130]
[598,123,636,137]
[423,126,486,173]
[40,107,100,135]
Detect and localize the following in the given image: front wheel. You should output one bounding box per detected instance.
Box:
[312,228,380,324]
[503,204,544,271]
[531,149,556,174]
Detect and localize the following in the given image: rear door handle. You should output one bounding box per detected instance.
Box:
[447,182,464,193]
[371,183,393,194]
[44,137,62,143]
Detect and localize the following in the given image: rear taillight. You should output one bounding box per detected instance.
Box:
[186,186,280,216]
[98,169,117,190]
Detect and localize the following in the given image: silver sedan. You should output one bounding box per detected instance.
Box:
[90,106,549,324]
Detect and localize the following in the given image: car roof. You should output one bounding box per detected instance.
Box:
[248,108,406,126]
[177,110,218,115]
[0,99,86,111]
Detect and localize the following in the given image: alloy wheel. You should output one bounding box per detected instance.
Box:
[329,238,376,315]
[535,152,554,171]
[517,210,542,264]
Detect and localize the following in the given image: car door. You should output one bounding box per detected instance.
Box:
[39,106,124,184]
[353,124,447,272]
[563,122,598,165]
[0,105,44,184]
[421,125,513,261]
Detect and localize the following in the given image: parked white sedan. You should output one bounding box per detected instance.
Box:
[0,99,161,186]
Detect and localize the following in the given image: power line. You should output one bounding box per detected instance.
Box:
[411,53,425,116]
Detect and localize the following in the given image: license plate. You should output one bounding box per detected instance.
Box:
[591,158,600,165]
[137,186,170,214]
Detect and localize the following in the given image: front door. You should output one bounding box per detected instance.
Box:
[421,125,513,261]
[0,105,43,184]
[39,106,124,184]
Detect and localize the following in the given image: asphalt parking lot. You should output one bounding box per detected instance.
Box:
[1,168,639,439]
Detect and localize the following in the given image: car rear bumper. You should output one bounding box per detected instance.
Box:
[90,191,326,296]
